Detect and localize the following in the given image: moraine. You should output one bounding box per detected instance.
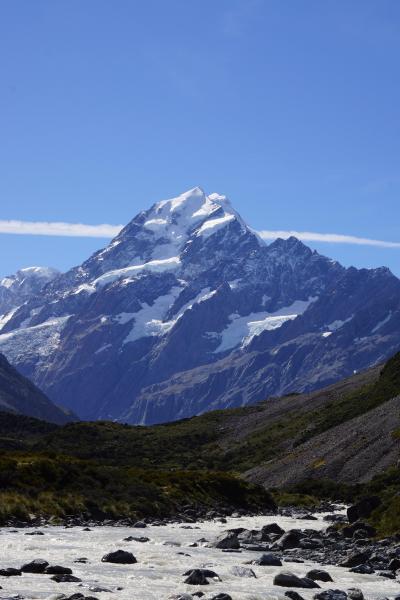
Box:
[0,511,399,600]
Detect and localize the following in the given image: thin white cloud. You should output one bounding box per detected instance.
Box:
[0,220,123,238]
[258,230,400,249]
[0,219,399,249]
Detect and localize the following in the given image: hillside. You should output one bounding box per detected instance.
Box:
[0,352,398,533]
[0,353,75,425]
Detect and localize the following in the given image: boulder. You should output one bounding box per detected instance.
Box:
[183,569,220,580]
[314,590,347,600]
[285,593,306,600]
[339,551,371,568]
[274,571,320,588]
[101,550,137,564]
[21,559,49,573]
[388,558,400,571]
[277,530,303,549]
[306,569,333,582]
[45,565,73,574]
[349,564,374,574]
[123,535,149,542]
[184,569,209,585]
[256,552,282,566]
[132,521,147,528]
[214,532,240,549]
[261,523,285,538]
[0,568,21,576]
[230,565,256,578]
[51,574,82,583]
[347,589,364,600]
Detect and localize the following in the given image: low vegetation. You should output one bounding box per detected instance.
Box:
[0,352,398,533]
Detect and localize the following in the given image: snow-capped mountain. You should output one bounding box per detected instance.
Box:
[0,266,60,325]
[1,187,399,424]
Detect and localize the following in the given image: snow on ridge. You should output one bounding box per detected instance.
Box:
[372,312,392,333]
[214,297,318,354]
[122,286,183,344]
[73,257,182,295]
[327,316,353,332]
[196,213,235,238]
[0,308,19,332]
[115,287,218,346]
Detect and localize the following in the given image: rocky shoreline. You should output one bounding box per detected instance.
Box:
[0,501,399,600]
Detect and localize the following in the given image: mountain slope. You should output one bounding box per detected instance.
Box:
[0,187,399,423]
[0,352,398,530]
[0,353,75,424]
[4,351,395,482]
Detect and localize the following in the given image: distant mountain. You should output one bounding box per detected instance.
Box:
[0,266,60,318]
[0,187,399,423]
[0,352,75,424]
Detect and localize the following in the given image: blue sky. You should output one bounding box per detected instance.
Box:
[1,0,399,277]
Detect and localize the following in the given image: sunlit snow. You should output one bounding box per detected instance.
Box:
[215,298,317,353]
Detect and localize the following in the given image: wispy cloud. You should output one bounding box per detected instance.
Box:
[258,230,400,249]
[0,220,123,238]
[0,219,399,249]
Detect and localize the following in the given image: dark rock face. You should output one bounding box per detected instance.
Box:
[306,569,333,582]
[214,532,240,549]
[274,571,320,588]
[256,552,282,566]
[0,568,21,577]
[45,565,73,574]
[339,551,371,568]
[2,187,400,424]
[101,550,137,564]
[0,353,74,424]
[51,574,82,583]
[184,569,209,585]
[21,559,49,573]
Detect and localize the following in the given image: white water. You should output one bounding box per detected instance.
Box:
[0,512,398,600]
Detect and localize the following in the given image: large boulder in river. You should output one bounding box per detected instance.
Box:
[184,569,209,585]
[256,552,282,566]
[45,565,73,574]
[0,568,21,577]
[261,523,285,538]
[214,532,240,549]
[306,569,333,582]
[101,550,137,564]
[274,571,320,588]
[277,530,303,549]
[21,559,49,573]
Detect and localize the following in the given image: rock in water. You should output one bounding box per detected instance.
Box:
[314,590,348,600]
[21,559,49,573]
[101,550,137,564]
[274,572,320,588]
[306,569,334,582]
[214,532,240,549]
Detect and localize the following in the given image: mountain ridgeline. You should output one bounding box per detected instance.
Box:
[0,187,400,424]
[0,353,74,424]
